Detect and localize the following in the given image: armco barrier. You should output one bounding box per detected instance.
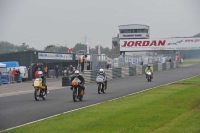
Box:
[136,65,142,75]
[158,63,162,71]
[121,67,129,77]
[104,69,113,80]
[142,65,148,74]
[117,67,122,78]
[173,61,177,68]
[166,62,171,70]
[129,67,136,76]
[170,62,173,69]
[112,68,121,78]
[82,70,91,83]
[78,62,177,84]
[162,63,166,71]
[153,64,158,71]
[90,70,98,81]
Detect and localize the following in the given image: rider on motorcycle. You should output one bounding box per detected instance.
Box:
[70,70,85,91]
[97,69,107,89]
[145,64,154,79]
[38,71,49,94]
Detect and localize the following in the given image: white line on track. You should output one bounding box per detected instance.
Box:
[1,74,199,133]
[0,86,68,98]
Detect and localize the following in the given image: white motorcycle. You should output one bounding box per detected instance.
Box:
[96,75,106,94]
[146,70,152,82]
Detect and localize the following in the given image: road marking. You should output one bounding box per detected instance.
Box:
[0,86,68,98]
[1,74,199,133]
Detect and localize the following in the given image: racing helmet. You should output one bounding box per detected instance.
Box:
[99,69,104,75]
[74,70,80,77]
[38,71,43,78]
[147,64,151,67]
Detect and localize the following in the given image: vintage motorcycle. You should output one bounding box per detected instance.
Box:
[96,75,106,94]
[146,70,152,82]
[71,77,84,102]
[33,78,47,101]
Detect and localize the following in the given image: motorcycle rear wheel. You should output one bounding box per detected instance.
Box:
[41,90,46,100]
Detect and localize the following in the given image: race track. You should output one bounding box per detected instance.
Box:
[0,64,200,131]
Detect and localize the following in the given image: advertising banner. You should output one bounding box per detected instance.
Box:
[143,57,149,65]
[86,42,90,54]
[132,58,137,65]
[98,42,101,55]
[38,53,73,60]
[120,37,200,51]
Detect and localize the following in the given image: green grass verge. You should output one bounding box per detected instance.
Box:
[4,76,200,133]
[183,59,200,64]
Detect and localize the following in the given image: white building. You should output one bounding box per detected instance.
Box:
[112,24,150,48]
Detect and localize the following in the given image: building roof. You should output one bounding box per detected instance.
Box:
[118,24,149,27]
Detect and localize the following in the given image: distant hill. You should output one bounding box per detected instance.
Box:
[193,33,200,37]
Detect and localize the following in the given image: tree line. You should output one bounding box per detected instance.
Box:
[0,41,111,55]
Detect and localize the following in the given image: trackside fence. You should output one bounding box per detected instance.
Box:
[81,61,177,83]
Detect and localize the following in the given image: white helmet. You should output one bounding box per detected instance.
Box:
[74,70,80,76]
[99,69,104,75]
[148,64,151,67]
[38,71,43,78]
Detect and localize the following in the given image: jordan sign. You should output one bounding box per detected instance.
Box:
[120,37,200,51]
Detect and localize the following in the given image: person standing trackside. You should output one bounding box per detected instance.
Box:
[175,54,180,67]
[8,68,12,83]
[80,55,87,72]
[0,71,2,85]
[55,65,59,78]
[12,68,17,82]
[44,65,48,78]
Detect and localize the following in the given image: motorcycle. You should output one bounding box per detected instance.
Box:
[33,78,47,101]
[146,70,152,82]
[96,75,106,94]
[71,77,84,102]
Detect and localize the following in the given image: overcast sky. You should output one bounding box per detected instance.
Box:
[0,0,200,50]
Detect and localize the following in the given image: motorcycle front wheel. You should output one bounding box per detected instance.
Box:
[98,84,101,94]
[73,88,78,102]
[34,89,39,101]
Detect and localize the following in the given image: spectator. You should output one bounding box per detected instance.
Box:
[175,54,180,67]
[41,65,44,73]
[106,64,110,69]
[34,68,40,79]
[8,68,12,83]
[63,67,67,77]
[16,69,21,82]
[55,65,59,78]
[44,65,48,78]
[80,55,87,72]
[0,71,2,85]
[12,68,17,82]
[169,58,172,62]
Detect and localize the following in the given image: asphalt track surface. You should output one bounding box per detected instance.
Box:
[0,64,200,131]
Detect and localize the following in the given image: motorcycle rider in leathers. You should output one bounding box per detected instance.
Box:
[96,69,107,89]
[70,70,85,92]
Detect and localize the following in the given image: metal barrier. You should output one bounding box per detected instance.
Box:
[153,64,158,71]
[121,67,129,77]
[129,66,136,76]
[162,63,166,71]
[142,64,148,74]
[170,62,174,69]
[48,70,55,78]
[166,62,171,70]
[66,62,178,84]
